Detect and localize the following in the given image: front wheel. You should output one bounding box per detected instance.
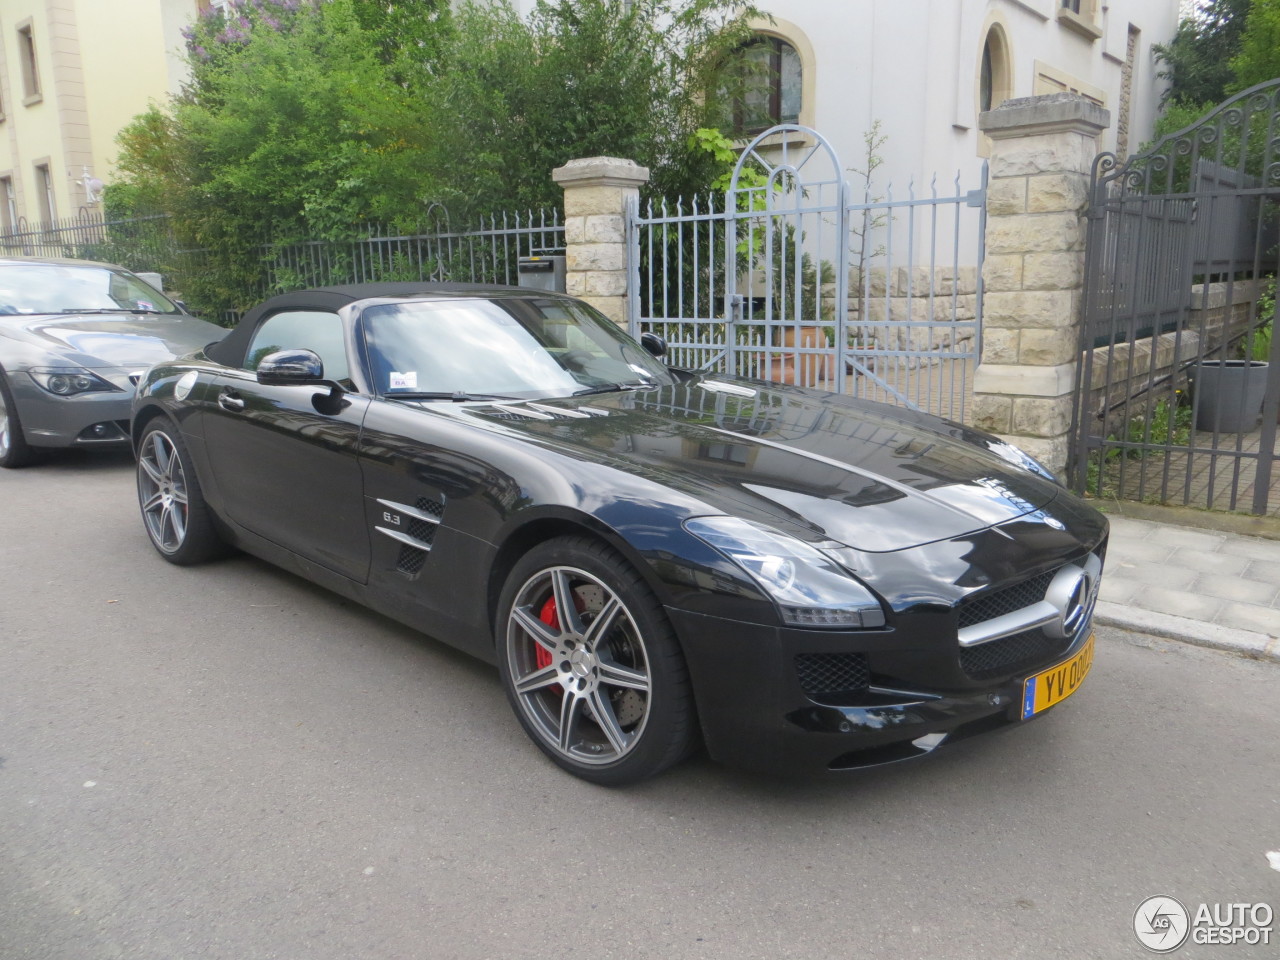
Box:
[137,418,228,565]
[0,372,42,468]
[496,536,698,785]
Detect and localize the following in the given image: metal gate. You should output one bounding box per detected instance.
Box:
[1073,80,1280,516]
[630,125,987,422]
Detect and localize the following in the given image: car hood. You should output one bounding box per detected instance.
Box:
[11,313,226,367]
[452,378,1062,553]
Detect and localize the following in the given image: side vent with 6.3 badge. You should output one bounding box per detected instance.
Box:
[375,496,445,578]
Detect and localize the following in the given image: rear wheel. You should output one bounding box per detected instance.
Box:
[496,536,697,785]
[137,418,227,565]
[0,372,42,468]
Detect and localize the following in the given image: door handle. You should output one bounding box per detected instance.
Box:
[218,389,246,412]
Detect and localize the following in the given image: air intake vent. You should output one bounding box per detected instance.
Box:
[376,496,445,578]
[481,403,599,422]
[415,496,444,519]
[397,545,428,575]
[795,652,870,702]
[959,629,1071,681]
[395,496,444,576]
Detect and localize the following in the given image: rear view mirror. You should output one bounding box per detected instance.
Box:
[256,349,326,385]
[640,332,667,358]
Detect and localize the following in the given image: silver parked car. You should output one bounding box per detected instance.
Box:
[0,257,226,467]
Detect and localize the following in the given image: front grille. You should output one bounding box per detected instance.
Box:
[795,653,870,700]
[958,568,1056,628]
[959,629,1072,680]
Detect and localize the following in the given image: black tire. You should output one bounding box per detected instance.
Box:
[496,535,698,785]
[0,371,43,468]
[136,418,228,565]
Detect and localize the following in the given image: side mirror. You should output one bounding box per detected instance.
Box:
[257,349,326,385]
[640,332,668,358]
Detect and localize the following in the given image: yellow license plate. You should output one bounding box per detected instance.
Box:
[1021,634,1094,719]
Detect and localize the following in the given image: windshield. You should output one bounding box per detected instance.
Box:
[360,297,676,400]
[0,263,181,315]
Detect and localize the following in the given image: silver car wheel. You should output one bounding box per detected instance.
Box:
[0,390,9,459]
[138,430,190,553]
[505,565,652,766]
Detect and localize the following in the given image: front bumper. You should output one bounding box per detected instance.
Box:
[668,606,1093,776]
[10,371,134,448]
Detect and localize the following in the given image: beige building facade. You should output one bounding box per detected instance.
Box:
[0,0,201,232]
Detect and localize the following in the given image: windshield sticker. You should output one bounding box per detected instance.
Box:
[136,300,154,312]
[389,371,418,391]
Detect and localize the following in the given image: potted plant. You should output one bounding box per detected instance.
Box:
[1192,280,1274,432]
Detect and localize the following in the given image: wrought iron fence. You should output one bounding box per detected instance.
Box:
[1074,78,1280,516]
[257,209,564,299]
[0,208,564,323]
[0,211,187,275]
[631,125,985,424]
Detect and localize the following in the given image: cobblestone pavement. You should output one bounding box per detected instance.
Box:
[1097,511,1280,659]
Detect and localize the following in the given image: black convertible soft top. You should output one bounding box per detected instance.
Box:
[205,281,539,368]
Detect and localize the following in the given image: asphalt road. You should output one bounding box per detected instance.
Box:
[2,451,1278,960]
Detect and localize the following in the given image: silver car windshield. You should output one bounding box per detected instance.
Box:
[360,297,675,400]
[0,263,180,315]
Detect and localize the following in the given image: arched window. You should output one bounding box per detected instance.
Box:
[722,35,803,135]
[979,26,1012,115]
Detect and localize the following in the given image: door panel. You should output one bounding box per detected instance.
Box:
[204,370,371,581]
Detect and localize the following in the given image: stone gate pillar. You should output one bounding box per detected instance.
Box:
[973,94,1109,477]
[552,157,649,328]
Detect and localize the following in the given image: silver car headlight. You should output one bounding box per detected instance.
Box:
[28,367,122,397]
[684,516,886,629]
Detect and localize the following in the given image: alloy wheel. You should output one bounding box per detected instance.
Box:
[138,430,189,553]
[506,565,652,766]
[0,391,9,459]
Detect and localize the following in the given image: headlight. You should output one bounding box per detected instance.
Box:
[986,439,1059,484]
[684,516,886,629]
[28,367,121,397]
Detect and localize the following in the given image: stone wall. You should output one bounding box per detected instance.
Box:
[847,266,980,357]
[972,94,1109,477]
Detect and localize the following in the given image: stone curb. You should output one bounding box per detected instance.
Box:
[1094,600,1280,663]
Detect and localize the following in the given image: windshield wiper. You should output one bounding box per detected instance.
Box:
[385,391,521,402]
[572,381,658,396]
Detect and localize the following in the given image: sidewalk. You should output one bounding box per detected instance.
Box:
[1095,504,1280,662]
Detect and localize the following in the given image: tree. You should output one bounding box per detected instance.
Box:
[1230,0,1280,91]
[115,0,446,312]
[112,0,760,315]
[424,0,757,215]
[1153,0,1252,108]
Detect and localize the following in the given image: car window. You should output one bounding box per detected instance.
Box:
[361,297,674,399]
[0,262,180,314]
[246,310,350,383]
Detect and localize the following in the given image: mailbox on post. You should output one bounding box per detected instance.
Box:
[517,255,566,293]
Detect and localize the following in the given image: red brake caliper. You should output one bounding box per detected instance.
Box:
[536,593,585,695]
[536,596,560,674]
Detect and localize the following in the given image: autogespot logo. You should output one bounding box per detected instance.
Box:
[1134,896,1191,953]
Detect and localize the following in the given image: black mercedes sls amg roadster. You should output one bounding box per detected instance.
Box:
[132,283,1106,784]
